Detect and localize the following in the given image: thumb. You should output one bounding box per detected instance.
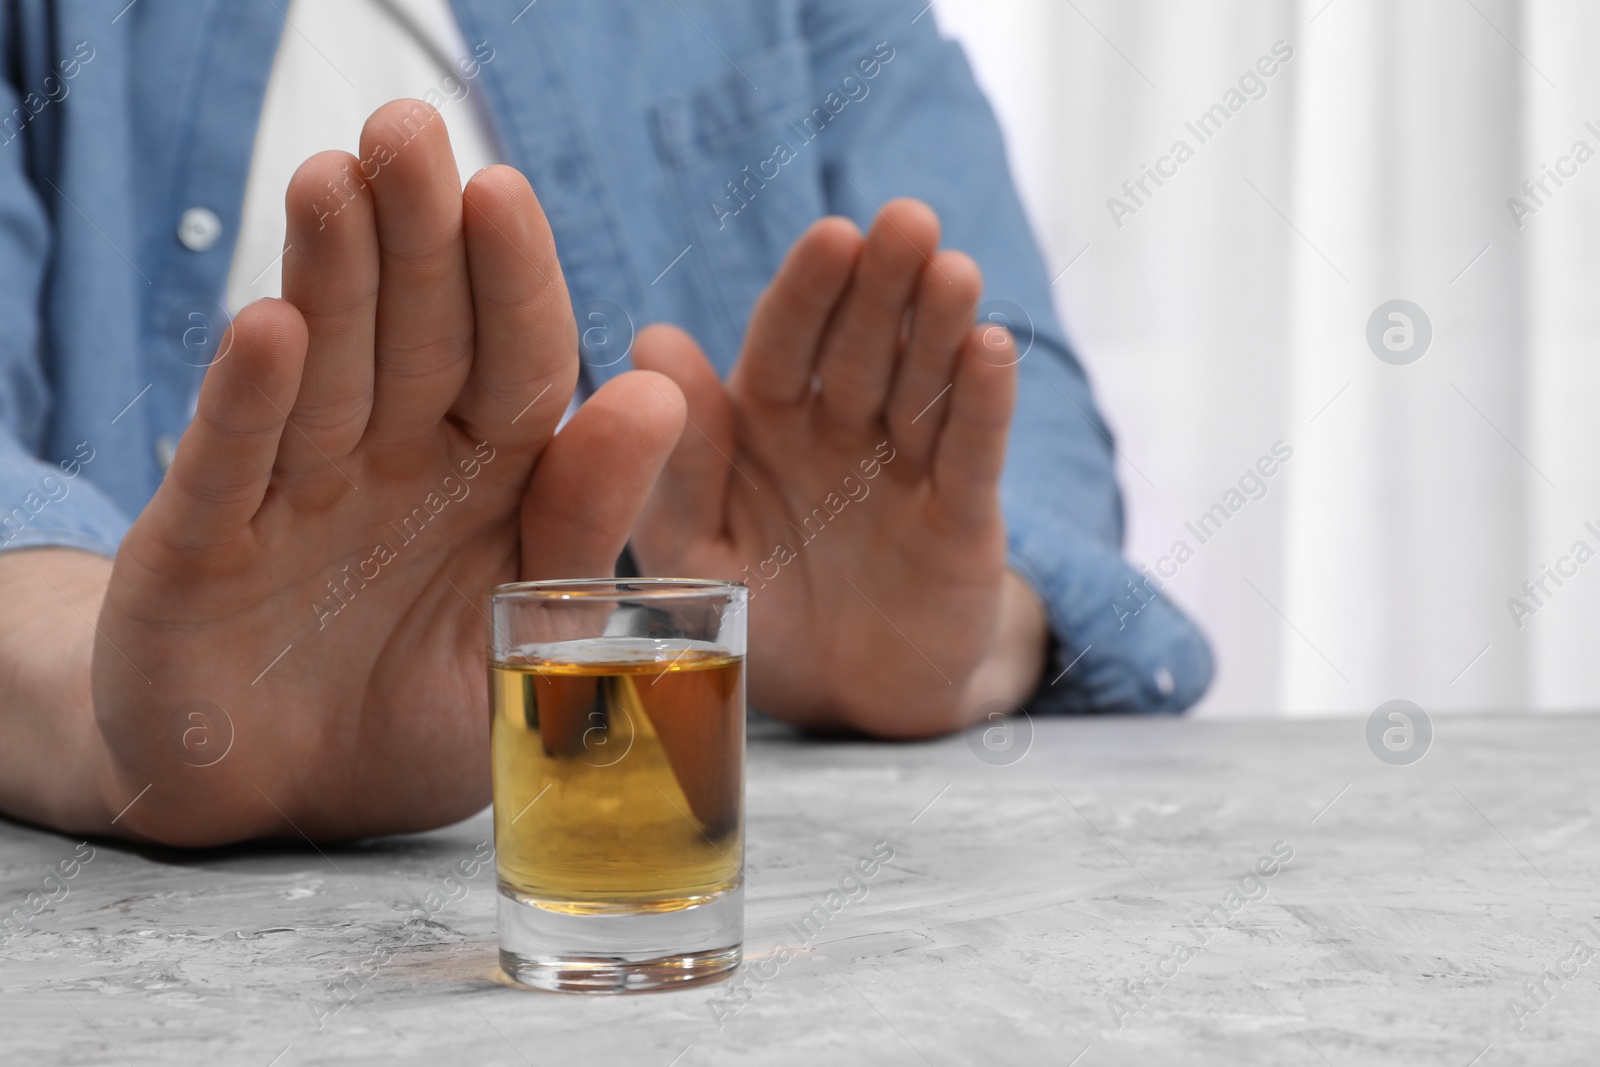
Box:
[630,324,737,565]
[518,369,685,579]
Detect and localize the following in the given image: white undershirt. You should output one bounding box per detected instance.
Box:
[226,0,501,314]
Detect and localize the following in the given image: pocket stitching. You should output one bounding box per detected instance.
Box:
[651,37,812,165]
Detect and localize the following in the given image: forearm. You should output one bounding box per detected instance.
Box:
[0,548,122,835]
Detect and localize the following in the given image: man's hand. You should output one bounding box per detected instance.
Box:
[72,100,684,846]
[631,200,1047,738]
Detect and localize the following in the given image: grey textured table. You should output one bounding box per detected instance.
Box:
[3,712,1595,1065]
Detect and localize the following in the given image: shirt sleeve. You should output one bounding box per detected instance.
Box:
[800,0,1214,713]
[0,9,131,559]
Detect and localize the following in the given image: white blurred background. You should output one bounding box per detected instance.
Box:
[928,0,1600,717]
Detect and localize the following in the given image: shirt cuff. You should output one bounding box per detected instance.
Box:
[1008,527,1214,715]
[0,444,130,559]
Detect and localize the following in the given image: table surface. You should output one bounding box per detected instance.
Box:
[3,711,1594,1066]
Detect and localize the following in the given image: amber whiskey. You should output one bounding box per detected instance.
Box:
[490,637,744,913]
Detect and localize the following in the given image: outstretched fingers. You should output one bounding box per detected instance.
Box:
[150,299,309,551]
[631,324,738,559]
[453,164,577,451]
[359,100,477,453]
[813,198,940,430]
[932,325,1017,526]
[885,249,984,468]
[276,150,380,491]
[729,215,862,408]
[518,371,687,579]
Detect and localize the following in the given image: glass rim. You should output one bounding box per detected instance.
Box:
[488,577,746,602]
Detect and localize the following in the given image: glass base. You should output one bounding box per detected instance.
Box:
[497,883,743,994]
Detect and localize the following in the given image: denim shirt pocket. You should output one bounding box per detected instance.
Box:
[650,37,826,358]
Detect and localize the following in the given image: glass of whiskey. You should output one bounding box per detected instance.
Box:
[487,578,747,993]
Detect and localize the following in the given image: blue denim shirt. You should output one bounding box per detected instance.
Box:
[0,0,1212,714]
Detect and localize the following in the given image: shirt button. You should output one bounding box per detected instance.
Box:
[155,435,179,471]
[177,208,223,252]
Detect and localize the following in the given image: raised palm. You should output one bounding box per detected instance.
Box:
[631,202,1019,737]
[92,101,683,845]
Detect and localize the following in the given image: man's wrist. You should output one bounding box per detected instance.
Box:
[957,568,1050,724]
[0,547,123,835]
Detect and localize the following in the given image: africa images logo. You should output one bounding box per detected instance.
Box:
[1366,699,1432,766]
[1366,299,1432,366]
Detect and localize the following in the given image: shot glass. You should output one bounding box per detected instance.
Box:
[487,578,747,993]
